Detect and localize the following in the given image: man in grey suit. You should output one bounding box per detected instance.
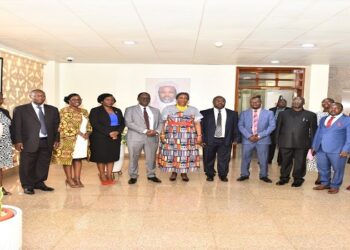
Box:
[12,89,60,195]
[124,92,163,184]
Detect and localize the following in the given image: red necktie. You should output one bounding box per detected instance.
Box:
[144,107,150,130]
[326,116,335,128]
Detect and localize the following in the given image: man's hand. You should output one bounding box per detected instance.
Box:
[340,151,349,158]
[15,143,24,152]
[54,141,60,149]
[248,135,259,142]
[109,131,119,140]
[146,130,157,137]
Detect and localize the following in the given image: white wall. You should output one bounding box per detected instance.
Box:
[304,64,330,112]
[57,64,236,112]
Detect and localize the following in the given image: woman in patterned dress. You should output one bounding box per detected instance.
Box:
[52,93,92,188]
[158,92,203,181]
[0,93,13,195]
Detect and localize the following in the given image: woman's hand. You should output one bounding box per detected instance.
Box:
[160,134,166,143]
[196,135,202,145]
[109,131,119,140]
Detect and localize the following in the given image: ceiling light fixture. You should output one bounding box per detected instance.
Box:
[214,41,224,48]
[301,43,315,48]
[270,60,280,64]
[123,40,137,45]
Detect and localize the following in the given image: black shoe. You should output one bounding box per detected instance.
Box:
[236,176,249,181]
[220,176,228,182]
[23,188,35,195]
[147,176,162,183]
[315,180,321,185]
[35,184,54,191]
[276,180,288,186]
[206,176,214,181]
[291,180,304,187]
[128,178,137,184]
[260,177,272,183]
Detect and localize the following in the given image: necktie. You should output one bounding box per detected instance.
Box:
[37,106,48,136]
[143,107,150,130]
[326,116,335,128]
[253,110,258,135]
[214,109,222,137]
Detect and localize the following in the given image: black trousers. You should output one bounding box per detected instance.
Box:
[279,147,308,182]
[268,143,282,164]
[203,138,232,178]
[19,139,52,188]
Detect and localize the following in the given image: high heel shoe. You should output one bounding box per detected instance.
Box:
[98,173,110,185]
[73,178,84,188]
[65,179,79,188]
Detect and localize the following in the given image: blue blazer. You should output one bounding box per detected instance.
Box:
[312,115,350,153]
[238,108,276,145]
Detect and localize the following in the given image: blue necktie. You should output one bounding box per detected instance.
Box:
[37,106,48,136]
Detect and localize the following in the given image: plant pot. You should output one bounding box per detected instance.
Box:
[113,144,125,173]
[0,205,22,249]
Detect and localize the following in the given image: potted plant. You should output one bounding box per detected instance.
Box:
[0,187,23,249]
[112,129,127,176]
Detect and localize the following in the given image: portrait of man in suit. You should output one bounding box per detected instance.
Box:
[201,96,239,182]
[124,92,163,184]
[12,89,60,195]
[275,96,317,187]
[237,95,276,183]
[312,102,350,194]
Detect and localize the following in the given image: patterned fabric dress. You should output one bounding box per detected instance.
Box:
[52,107,92,165]
[0,111,13,169]
[158,105,202,173]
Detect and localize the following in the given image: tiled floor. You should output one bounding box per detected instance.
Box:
[2,154,350,250]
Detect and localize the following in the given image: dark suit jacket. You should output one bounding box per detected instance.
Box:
[12,103,60,152]
[200,108,239,146]
[269,106,290,144]
[276,108,317,149]
[89,106,125,137]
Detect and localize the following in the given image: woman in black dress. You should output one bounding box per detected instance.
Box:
[89,93,125,185]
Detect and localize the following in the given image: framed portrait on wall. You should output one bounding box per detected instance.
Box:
[146,78,191,111]
[0,57,3,93]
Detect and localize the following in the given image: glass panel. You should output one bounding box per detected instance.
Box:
[239,72,256,80]
[238,89,296,113]
[258,80,276,87]
[279,73,296,80]
[259,73,275,79]
[278,80,295,87]
[239,79,256,87]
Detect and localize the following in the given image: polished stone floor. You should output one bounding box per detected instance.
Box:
[2,155,350,250]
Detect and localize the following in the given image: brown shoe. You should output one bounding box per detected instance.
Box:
[313,185,330,190]
[328,188,339,194]
[169,172,177,181]
[346,185,350,191]
[180,173,189,182]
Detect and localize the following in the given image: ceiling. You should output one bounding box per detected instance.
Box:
[1,0,350,65]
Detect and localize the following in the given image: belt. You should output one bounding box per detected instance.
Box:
[40,137,48,140]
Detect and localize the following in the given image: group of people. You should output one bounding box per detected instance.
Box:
[0,89,349,196]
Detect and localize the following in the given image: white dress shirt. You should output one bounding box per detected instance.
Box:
[140,105,154,133]
[214,108,226,138]
[32,102,47,137]
[324,113,343,126]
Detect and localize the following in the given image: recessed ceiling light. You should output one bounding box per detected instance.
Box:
[301,43,315,48]
[270,60,280,64]
[214,41,224,48]
[123,40,137,45]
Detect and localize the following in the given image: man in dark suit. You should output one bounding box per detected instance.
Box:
[201,96,239,182]
[237,95,276,183]
[268,97,290,165]
[12,89,60,195]
[275,96,317,187]
[312,102,350,194]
